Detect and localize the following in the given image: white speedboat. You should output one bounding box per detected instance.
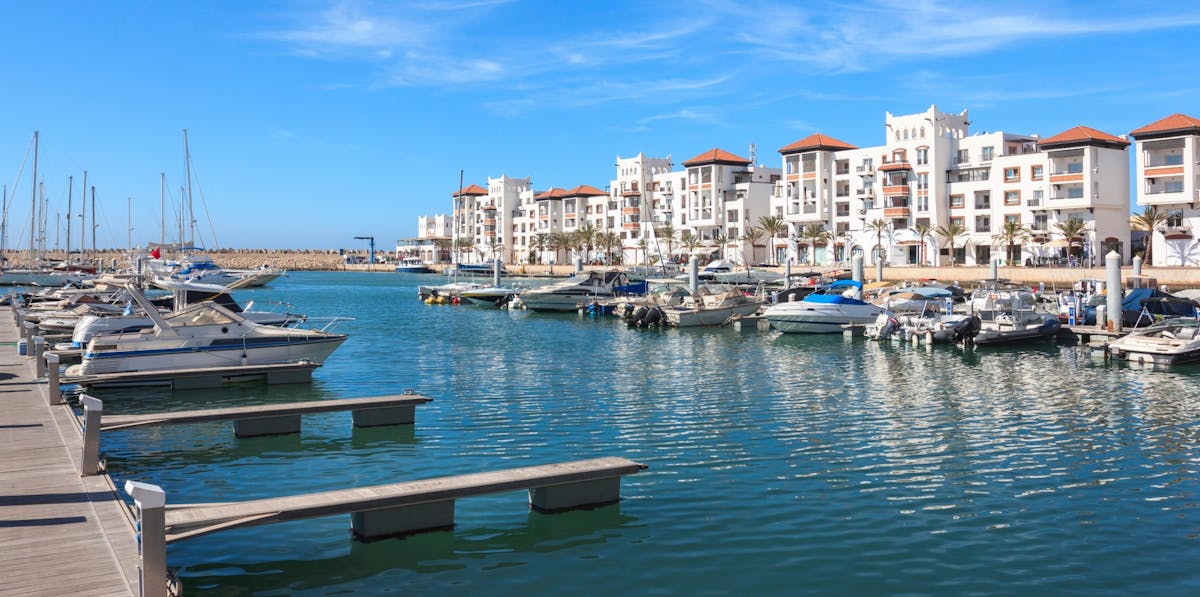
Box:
[418,281,485,301]
[394,257,432,274]
[1106,317,1200,366]
[764,279,884,333]
[660,284,764,327]
[519,270,629,312]
[460,286,521,308]
[64,285,346,376]
[968,281,1061,345]
[149,252,285,288]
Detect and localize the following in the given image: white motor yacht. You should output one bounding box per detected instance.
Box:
[519,270,629,312]
[764,279,884,333]
[65,285,346,377]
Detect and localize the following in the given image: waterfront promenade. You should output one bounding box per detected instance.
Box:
[0,313,138,596]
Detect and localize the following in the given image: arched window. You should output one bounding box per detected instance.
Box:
[920,127,926,138]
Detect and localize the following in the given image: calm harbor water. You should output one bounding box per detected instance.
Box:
[90,271,1199,595]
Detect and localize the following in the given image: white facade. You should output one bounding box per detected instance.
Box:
[772,105,1131,268]
[1132,113,1200,266]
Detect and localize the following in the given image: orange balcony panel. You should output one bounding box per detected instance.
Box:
[621,207,640,215]
[1050,173,1083,183]
[622,222,640,230]
[1146,166,1184,176]
[564,212,576,219]
[882,185,910,197]
[803,172,817,179]
[484,231,496,237]
[884,206,910,218]
[483,218,496,226]
[539,214,549,220]
[787,174,800,181]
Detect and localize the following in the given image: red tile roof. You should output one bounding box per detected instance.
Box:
[778,133,857,154]
[1039,125,1129,149]
[564,185,608,197]
[682,148,751,167]
[452,183,489,197]
[1130,113,1200,138]
[534,188,568,200]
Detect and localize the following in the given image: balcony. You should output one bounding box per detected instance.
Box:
[622,222,640,231]
[884,206,910,218]
[621,207,640,215]
[855,165,875,174]
[1026,198,1041,208]
[1164,225,1193,240]
[882,185,910,197]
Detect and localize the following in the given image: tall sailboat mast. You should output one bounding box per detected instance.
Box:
[66,175,72,261]
[28,130,38,263]
[159,172,165,244]
[183,129,194,248]
[80,170,87,264]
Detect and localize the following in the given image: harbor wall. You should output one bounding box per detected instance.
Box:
[8,250,1200,287]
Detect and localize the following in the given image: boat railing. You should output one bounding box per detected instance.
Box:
[291,316,356,334]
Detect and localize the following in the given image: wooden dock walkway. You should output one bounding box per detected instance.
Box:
[0,311,139,596]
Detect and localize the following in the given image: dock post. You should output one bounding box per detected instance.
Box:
[80,395,103,476]
[852,254,864,284]
[875,258,883,283]
[124,480,168,597]
[688,256,699,294]
[1105,250,1123,333]
[32,336,45,374]
[574,256,583,275]
[1133,255,1142,277]
[785,258,792,288]
[493,258,502,287]
[990,258,998,281]
[22,321,34,345]
[46,352,62,405]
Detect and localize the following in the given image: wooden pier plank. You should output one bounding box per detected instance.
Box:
[101,393,432,429]
[0,314,138,596]
[164,457,646,541]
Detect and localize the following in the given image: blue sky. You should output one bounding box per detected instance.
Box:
[2,1,1198,250]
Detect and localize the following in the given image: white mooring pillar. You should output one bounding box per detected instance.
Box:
[124,480,168,597]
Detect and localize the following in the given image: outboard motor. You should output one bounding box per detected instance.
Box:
[642,305,664,327]
[871,314,900,341]
[951,316,981,344]
[627,305,649,327]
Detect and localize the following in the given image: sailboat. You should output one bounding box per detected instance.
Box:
[0,131,93,286]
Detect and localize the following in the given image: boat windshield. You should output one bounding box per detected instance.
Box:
[163,307,237,326]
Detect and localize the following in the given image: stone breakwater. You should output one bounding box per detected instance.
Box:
[6,250,1200,286]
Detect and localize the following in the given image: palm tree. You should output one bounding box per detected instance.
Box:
[864,218,892,265]
[800,223,831,266]
[740,226,764,265]
[757,215,787,265]
[576,222,598,263]
[656,222,678,262]
[598,231,620,265]
[636,237,648,267]
[455,237,475,265]
[532,233,548,265]
[935,221,968,266]
[432,238,452,264]
[549,232,573,273]
[914,223,933,266]
[680,230,701,258]
[1054,218,1089,262]
[712,232,728,261]
[991,221,1030,265]
[484,238,503,263]
[1131,205,1169,265]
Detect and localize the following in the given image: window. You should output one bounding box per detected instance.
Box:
[917,172,928,190]
[1004,190,1020,205]
[982,146,994,161]
[975,215,991,233]
[1004,167,1020,182]
[950,194,964,209]
[916,148,928,165]
[1168,209,1184,227]
[1005,214,1020,225]
[974,192,991,210]
[1031,164,1044,180]
[950,216,965,229]
[1034,213,1048,230]
[956,149,969,164]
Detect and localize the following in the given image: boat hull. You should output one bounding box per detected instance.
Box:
[663,302,763,327]
[74,334,347,376]
[764,302,884,333]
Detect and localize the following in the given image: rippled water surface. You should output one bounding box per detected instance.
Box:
[93,272,1200,595]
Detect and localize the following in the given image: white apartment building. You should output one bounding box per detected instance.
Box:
[772,105,1131,267]
[398,213,453,263]
[1131,113,1200,266]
